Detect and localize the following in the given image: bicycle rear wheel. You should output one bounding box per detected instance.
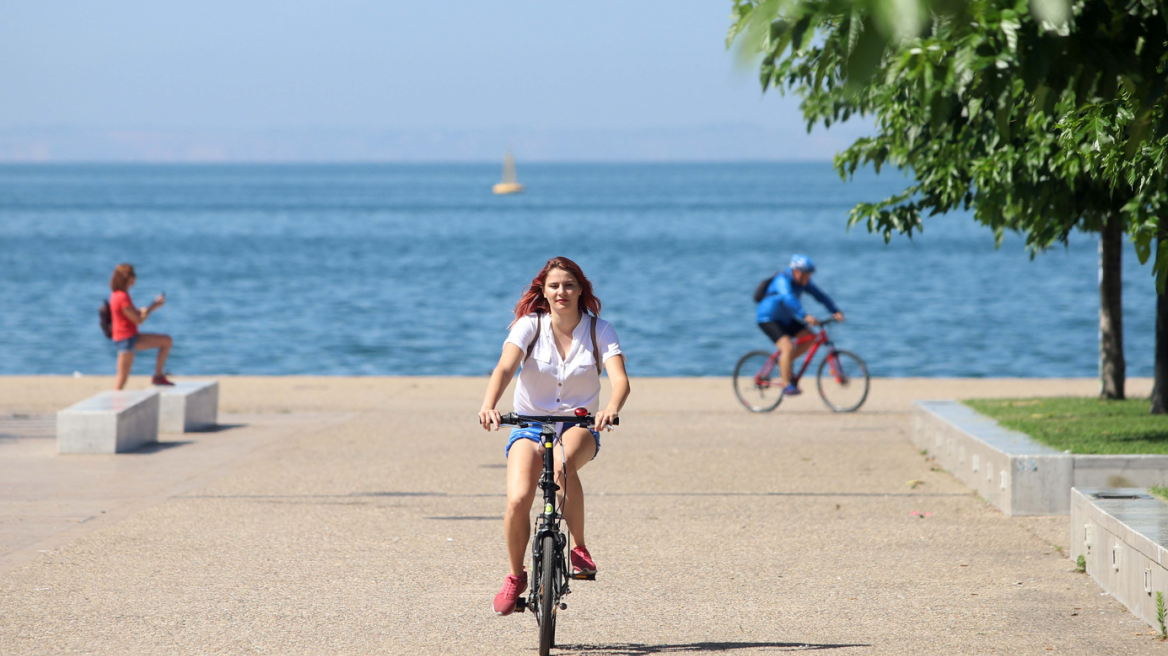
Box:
[816,350,870,412]
[733,351,784,413]
[538,535,557,656]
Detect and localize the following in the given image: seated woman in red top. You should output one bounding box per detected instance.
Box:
[109,263,175,390]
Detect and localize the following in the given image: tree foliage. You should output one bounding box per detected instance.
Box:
[729,0,1168,286]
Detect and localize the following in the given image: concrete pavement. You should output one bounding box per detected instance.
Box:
[0,376,1160,655]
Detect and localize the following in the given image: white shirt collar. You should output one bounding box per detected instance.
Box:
[541,313,589,364]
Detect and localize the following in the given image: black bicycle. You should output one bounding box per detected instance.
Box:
[497,408,616,656]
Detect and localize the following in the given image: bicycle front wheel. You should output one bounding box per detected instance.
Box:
[816,350,870,412]
[538,535,557,656]
[733,351,784,413]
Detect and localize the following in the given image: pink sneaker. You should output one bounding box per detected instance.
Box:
[571,546,597,576]
[151,374,175,386]
[493,571,527,616]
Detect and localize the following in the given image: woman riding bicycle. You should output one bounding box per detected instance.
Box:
[478,256,631,617]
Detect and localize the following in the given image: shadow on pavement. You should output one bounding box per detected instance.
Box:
[181,491,451,500]
[130,440,194,454]
[189,423,248,433]
[355,491,449,497]
[557,641,870,653]
[182,490,966,501]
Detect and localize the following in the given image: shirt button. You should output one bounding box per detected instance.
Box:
[557,383,562,387]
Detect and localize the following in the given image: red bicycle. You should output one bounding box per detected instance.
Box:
[733,318,869,413]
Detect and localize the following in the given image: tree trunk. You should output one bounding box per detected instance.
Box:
[1100,217,1125,399]
[1152,234,1168,414]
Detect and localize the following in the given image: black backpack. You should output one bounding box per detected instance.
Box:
[99,300,113,339]
[752,272,778,303]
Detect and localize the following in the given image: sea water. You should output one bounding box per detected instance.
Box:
[0,163,1156,378]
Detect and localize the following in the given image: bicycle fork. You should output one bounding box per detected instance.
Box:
[825,349,850,384]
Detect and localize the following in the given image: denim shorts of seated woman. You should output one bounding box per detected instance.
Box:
[113,335,139,352]
[506,423,601,460]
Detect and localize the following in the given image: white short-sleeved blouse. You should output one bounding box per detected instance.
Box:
[504,312,622,416]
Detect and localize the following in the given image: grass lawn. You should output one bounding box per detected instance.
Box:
[964,397,1168,455]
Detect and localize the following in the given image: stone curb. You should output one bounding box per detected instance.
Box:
[912,401,1168,515]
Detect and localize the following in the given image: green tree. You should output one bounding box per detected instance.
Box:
[1115,111,1168,411]
[729,0,1168,402]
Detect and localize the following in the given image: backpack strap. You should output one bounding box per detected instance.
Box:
[525,312,542,362]
[591,314,602,375]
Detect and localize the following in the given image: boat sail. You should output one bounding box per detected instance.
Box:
[492,149,525,195]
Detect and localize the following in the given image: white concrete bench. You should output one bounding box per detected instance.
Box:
[57,390,160,454]
[159,380,219,433]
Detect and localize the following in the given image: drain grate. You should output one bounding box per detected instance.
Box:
[1091,492,1153,500]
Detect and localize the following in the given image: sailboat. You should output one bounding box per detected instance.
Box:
[492,149,525,195]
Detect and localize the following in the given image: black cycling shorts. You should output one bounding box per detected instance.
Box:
[759,320,808,343]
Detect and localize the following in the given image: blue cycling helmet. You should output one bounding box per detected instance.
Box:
[790,254,816,273]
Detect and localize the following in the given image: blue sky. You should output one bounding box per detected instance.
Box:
[0,1,870,160]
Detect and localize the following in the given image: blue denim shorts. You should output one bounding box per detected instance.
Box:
[113,335,139,352]
[506,424,601,460]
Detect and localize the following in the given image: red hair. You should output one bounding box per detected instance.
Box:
[511,256,602,325]
[110,263,136,292]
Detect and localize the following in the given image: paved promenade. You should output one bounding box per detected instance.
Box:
[0,376,1159,655]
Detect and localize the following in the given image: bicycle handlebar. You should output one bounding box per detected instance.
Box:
[497,412,618,427]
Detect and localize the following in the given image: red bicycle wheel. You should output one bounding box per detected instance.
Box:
[733,351,785,412]
[816,349,870,412]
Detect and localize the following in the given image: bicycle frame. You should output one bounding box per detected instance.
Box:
[754,328,833,388]
[530,422,571,614]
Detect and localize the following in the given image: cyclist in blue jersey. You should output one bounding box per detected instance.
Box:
[756,255,845,395]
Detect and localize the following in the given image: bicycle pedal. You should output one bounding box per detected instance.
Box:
[571,572,596,581]
[515,597,527,613]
